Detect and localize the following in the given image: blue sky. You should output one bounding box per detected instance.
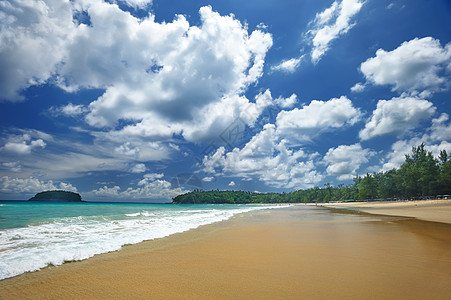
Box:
[1,0,450,202]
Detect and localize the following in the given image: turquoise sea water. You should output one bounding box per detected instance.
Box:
[0,201,285,280]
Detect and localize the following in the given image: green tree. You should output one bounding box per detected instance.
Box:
[358,173,378,200]
[398,143,439,197]
[437,150,451,195]
[377,169,398,199]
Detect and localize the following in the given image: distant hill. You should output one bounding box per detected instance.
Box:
[29,190,83,202]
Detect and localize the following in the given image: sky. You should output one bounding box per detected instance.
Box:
[0,0,450,202]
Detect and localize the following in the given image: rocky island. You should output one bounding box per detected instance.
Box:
[29,190,83,202]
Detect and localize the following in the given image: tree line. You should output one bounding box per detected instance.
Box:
[172,144,451,204]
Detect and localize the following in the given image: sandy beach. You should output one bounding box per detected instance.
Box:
[318,199,451,224]
[0,204,450,299]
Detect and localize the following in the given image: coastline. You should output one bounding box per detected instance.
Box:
[1,205,450,299]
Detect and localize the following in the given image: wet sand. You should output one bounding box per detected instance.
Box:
[0,206,450,299]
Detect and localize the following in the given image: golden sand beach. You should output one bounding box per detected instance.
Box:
[318,199,451,224]
[0,203,450,299]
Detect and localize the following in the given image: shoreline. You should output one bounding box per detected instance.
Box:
[1,205,450,299]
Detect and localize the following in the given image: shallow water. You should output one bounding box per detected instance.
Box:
[0,201,286,280]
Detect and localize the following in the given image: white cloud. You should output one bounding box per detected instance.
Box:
[115,142,140,157]
[359,96,436,141]
[202,176,215,182]
[58,182,78,192]
[1,162,22,173]
[323,143,375,180]
[429,113,451,141]
[271,56,303,73]
[129,163,146,173]
[202,124,324,189]
[67,4,272,132]
[350,82,365,92]
[0,125,179,181]
[276,96,361,142]
[378,139,451,172]
[98,89,274,145]
[182,90,274,143]
[360,37,451,94]
[0,0,78,101]
[203,146,226,174]
[0,176,78,195]
[275,94,298,109]
[308,0,365,63]
[201,95,364,187]
[1,2,274,146]
[69,4,272,143]
[142,173,164,181]
[1,134,46,155]
[50,103,88,117]
[119,0,152,9]
[378,139,415,171]
[88,173,185,202]
[423,141,451,159]
[89,185,121,197]
[228,181,236,187]
[371,112,451,172]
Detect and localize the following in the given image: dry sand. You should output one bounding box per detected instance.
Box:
[318,199,451,224]
[0,205,450,299]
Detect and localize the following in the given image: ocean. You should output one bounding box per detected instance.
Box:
[0,201,285,280]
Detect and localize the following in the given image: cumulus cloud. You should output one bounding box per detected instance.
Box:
[0,176,78,195]
[429,113,451,141]
[274,94,298,109]
[308,0,365,63]
[202,124,324,189]
[49,103,88,117]
[378,138,420,171]
[182,92,274,143]
[129,163,146,173]
[228,181,236,186]
[0,0,78,101]
[68,4,273,133]
[141,173,164,181]
[378,138,451,172]
[350,82,365,92]
[100,89,274,145]
[74,4,272,143]
[271,56,303,73]
[119,0,153,9]
[201,95,364,187]
[1,134,46,155]
[115,142,140,157]
[359,96,436,141]
[88,173,185,202]
[276,96,361,141]
[323,143,375,180]
[1,2,273,145]
[371,113,451,172]
[359,37,451,94]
